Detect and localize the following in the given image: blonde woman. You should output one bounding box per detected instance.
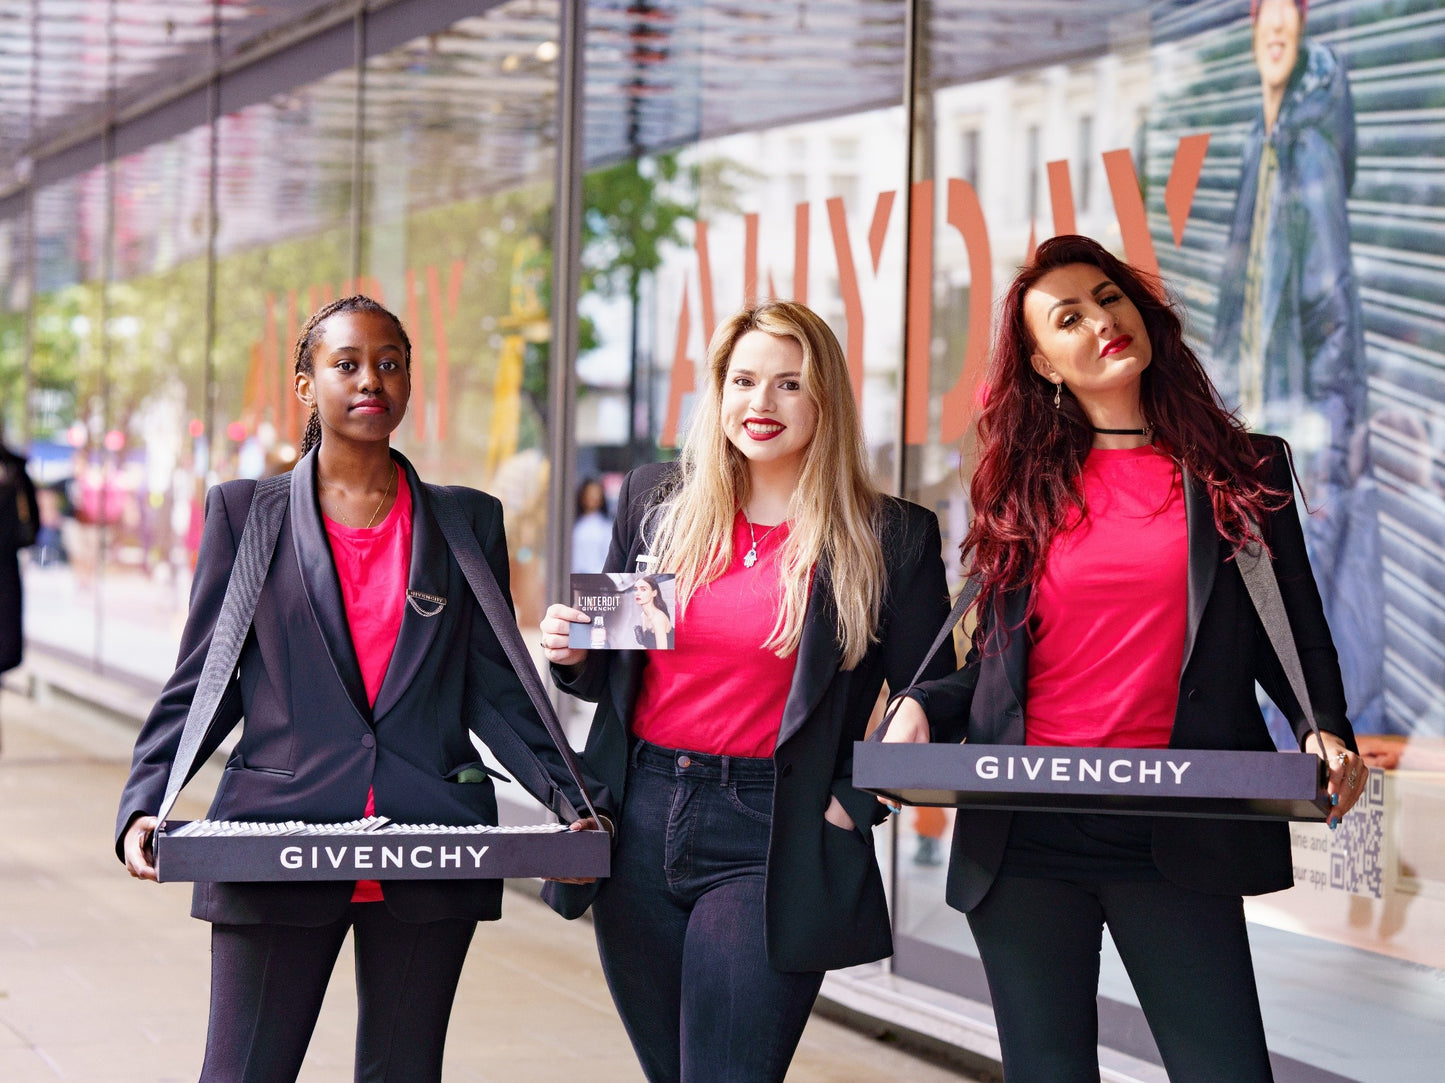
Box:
[539,300,953,1082]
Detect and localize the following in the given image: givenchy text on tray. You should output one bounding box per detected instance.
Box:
[976,753,1192,785]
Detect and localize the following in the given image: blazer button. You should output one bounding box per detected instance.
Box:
[779,761,792,778]
[361,733,376,748]
[1186,688,1199,702]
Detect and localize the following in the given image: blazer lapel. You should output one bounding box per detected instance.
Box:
[775,563,841,749]
[998,586,1031,743]
[371,452,448,722]
[1180,467,1219,673]
[290,448,372,724]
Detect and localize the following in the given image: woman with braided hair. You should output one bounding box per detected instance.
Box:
[117,296,604,1081]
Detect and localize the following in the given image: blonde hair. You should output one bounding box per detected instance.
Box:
[646,300,885,669]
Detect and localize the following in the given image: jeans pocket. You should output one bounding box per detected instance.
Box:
[726,782,773,824]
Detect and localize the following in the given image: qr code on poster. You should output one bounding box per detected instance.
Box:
[1328,768,1385,898]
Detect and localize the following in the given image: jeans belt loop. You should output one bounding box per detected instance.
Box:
[720,755,730,786]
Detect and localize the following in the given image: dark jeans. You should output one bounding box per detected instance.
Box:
[968,873,1273,1083]
[203,902,475,1082]
[592,739,825,1083]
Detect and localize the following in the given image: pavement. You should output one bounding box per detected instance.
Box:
[0,682,982,1082]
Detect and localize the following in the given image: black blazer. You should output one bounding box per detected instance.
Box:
[914,436,1357,913]
[543,461,955,972]
[116,448,605,926]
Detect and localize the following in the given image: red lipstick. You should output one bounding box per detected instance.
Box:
[1100,335,1132,358]
[742,416,784,441]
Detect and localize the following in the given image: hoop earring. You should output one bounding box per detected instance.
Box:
[1053,381,1062,410]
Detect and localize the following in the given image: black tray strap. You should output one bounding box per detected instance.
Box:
[427,485,600,826]
[1236,537,1325,751]
[155,475,290,826]
[868,576,982,742]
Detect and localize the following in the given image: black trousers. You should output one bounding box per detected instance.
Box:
[202,902,475,1083]
[968,873,1274,1083]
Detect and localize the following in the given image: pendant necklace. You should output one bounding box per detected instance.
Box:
[332,466,395,528]
[742,512,783,569]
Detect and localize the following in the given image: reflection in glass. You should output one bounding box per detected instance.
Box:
[92,130,213,679]
[578,0,912,494]
[0,210,25,439]
[26,171,106,668]
[894,5,1445,1078]
[363,2,561,627]
[212,67,358,488]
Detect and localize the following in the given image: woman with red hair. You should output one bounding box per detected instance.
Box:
[886,235,1364,1081]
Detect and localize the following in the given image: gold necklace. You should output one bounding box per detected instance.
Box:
[331,467,395,528]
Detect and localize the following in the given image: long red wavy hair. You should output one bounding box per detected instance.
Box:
[962,235,1289,630]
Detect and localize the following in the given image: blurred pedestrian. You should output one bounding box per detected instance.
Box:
[0,440,39,752]
[572,477,613,574]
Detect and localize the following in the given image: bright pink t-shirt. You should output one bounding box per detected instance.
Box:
[632,512,799,758]
[323,464,411,901]
[1025,446,1187,749]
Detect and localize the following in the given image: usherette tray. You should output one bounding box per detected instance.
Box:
[155,817,612,883]
[854,742,1331,821]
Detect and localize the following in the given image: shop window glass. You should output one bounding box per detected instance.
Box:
[92,128,214,681]
[211,68,357,491]
[361,0,562,630]
[0,211,24,440]
[26,171,106,666]
[897,3,1445,1077]
[579,0,911,495]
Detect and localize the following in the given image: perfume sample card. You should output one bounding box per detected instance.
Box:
[568,573,677,650]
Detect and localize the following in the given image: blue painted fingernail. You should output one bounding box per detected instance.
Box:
[1331,793,1339,806]
[1329,818,1338,830]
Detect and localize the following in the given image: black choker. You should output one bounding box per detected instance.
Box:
[1092,426,1150,435]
